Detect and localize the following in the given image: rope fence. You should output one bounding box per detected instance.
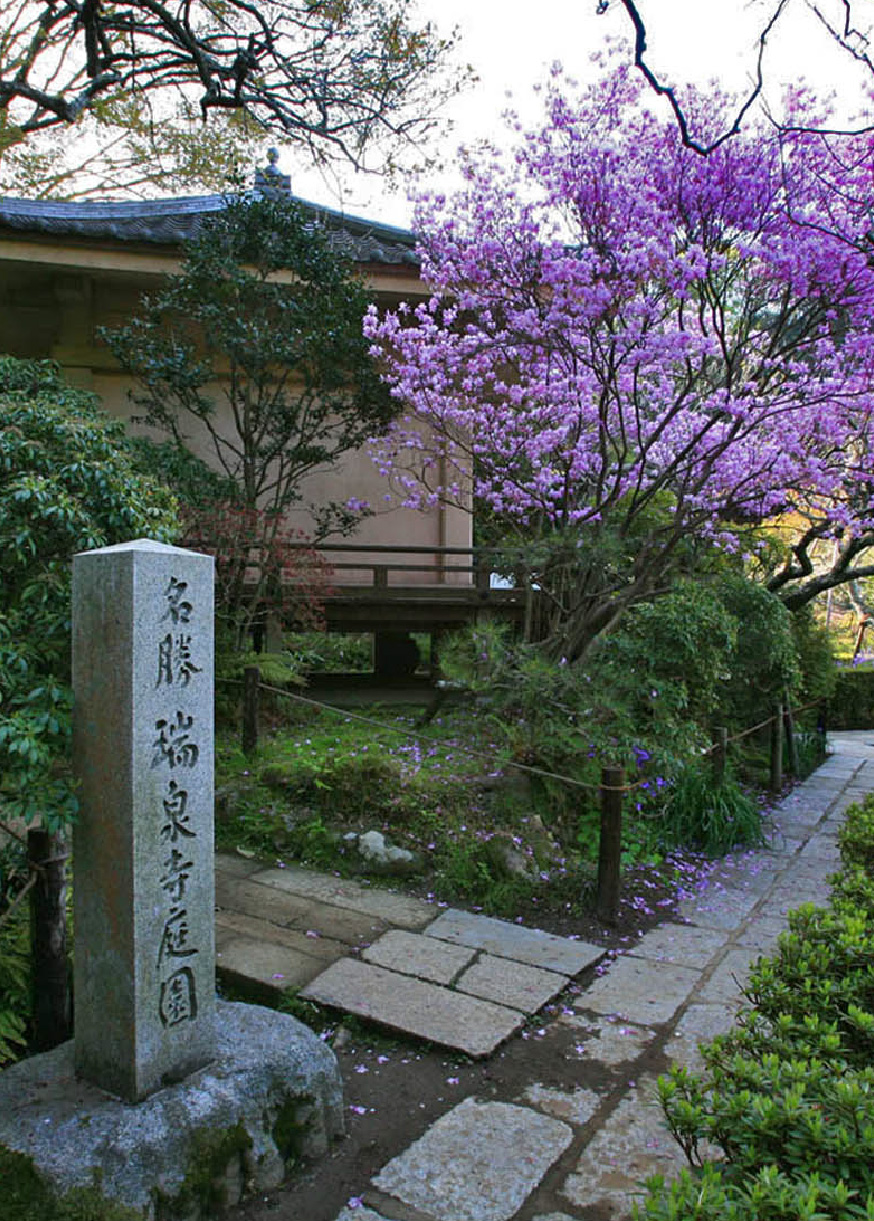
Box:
[222,668,828,924]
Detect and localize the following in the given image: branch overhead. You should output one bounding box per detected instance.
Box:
[0,0,461,170]
[601,0,874,149]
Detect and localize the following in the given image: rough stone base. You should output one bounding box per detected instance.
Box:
[0,1000,344,1219]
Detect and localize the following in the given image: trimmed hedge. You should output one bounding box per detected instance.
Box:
[638,792,874,1221]
[830,669,874,730]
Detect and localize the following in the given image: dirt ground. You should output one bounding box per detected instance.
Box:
[235,877,681,1221]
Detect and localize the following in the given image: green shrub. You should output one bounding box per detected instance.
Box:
[640,791,874,1221]
[286,632,374,673]
[837,792,874,873]
[792,729,828,780]
[637,1163,874,1221]
[0,881,30,1065]
[790,606,837,708]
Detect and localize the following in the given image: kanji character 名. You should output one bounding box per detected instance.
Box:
[162,576,193,625]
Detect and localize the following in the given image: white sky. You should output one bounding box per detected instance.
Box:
[288,0,874,230]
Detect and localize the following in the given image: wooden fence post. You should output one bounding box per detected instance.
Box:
[243,664,260,757]
[783,693,800,778]
[770,703,783,793]
[28,828,70,1052]
[597,766,624,925]
[712,726,728,786]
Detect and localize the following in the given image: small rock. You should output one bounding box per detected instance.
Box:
[356,830,419,876]
[332,1026,352,1050]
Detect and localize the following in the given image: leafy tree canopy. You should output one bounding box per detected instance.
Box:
[0,357,178,829]
[103,191,395,642]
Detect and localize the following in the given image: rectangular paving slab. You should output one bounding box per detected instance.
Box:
[216,853,266,879]
[425,909,604,975]
[627,923,724,968]
[578,955,702,1025]
[216,932,335,994]
[677,888,759,931]
[362,929,476,984]
[249,865,435,929]
[216,875,390,946]
[370,1097,573,1221]
[456,954,569,1013]
[301,958,525,1057]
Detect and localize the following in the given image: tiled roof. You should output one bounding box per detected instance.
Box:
[0,191,420,267]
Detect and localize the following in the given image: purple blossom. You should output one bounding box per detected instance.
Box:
[365,63,874,635]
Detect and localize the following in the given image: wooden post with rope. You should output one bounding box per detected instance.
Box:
[27,828,70,1051]
[770,703,783,793]
[783,691,800,778]
[243,664,260,757]
[597,766,624,925]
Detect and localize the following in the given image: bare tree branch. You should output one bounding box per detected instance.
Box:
[0,0,464,175]
[602,0,874,148]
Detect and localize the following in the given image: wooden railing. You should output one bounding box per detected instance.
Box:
[295,543,512,592]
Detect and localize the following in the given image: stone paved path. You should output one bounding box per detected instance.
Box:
[216,858,605,1056]
[312,730,873,1221]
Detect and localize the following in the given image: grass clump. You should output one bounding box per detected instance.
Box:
[656,765,764,857]
[0,841,30,1067]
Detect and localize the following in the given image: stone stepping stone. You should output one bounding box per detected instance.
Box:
[370,1097,573,1221]
[216,874,390,945]
[627,923,724,968]
[362,930,571,1012]
[301,958,525,1057]
[425,908,604,975]
[559,1014,657,1066]
[216,912,347,994]
[561,1078,687,1217]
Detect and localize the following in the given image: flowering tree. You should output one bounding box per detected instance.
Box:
[366,64,874,662]
[602,0,874,152]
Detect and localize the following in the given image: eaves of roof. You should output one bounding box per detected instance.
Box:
[0,191,420,269]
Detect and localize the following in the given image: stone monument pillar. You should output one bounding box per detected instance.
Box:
[72,539,215,1102]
